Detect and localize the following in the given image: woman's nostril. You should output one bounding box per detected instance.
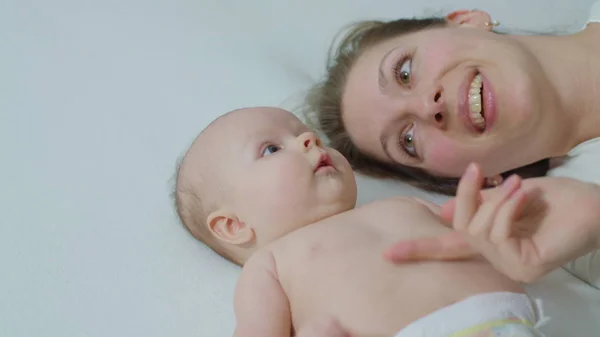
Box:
[304,139,311,147]
[434,92,442,102]
[434,112,443,122]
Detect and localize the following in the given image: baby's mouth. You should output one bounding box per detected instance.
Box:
[314,153,334,172]
[468,73,486,132]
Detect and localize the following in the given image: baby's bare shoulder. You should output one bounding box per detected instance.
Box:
[243,248,277,276]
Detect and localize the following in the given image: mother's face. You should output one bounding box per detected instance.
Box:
[342,26,560,178]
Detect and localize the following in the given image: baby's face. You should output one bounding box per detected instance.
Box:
[206,107,357,247]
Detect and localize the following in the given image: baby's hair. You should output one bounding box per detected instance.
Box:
[172,155,241,266]
[172,110,258,266]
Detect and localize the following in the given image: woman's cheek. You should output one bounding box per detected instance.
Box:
[423,135,474,177]
[418,36,464,71]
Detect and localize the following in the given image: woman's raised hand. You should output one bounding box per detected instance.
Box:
[384,163,600,283]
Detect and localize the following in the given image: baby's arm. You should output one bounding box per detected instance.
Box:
[233,250,292,337]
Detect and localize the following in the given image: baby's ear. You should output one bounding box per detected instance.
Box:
[207,210,255,246]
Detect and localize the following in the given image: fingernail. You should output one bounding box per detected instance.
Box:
[464,163,477,180]
[383,245,411,262]
[503,175,518,190]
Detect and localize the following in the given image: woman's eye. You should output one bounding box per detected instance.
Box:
[394,58,412,86]
[400,125,417,157]
[262,144,281,156]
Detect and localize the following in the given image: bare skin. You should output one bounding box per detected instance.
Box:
[180,107,521,337]
[384,164,600,287]
[341,10,600,179]
[236,197,521,337]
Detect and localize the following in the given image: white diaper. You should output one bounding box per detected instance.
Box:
[395,292,549,337]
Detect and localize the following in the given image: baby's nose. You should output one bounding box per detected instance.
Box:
[297,132,321,150]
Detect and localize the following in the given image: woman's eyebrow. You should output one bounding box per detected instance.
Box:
[378,47,397,91]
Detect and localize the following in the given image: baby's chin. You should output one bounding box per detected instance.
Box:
[315,187,357,217]
[318,172,357,205]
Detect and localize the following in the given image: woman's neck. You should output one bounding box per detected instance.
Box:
[515,26,600,156]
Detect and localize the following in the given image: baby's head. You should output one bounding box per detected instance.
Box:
[174,107,357,265]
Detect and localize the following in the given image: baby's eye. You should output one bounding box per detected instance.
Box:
[262,144,281,156]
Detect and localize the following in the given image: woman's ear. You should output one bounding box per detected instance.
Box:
[207,210,255,246]
[446,9,496,31]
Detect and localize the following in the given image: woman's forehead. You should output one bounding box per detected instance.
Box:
[361,26,450,59]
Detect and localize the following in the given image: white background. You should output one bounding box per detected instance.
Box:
[1,0,598,336]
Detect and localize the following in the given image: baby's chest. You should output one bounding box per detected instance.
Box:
[276,224,385,268]
[274,234,404,300]
[273,240,438,335]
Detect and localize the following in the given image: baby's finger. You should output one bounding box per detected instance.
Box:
[383,232,477,263]
[490,189,527,244]
[467,175,521,237]
[454,163,484,230]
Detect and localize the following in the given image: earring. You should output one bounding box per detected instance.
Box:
[486,176,503,187]
[485,20,500,27]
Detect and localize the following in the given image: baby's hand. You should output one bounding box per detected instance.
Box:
[295,316,354,337]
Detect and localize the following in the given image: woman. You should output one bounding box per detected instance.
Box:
[305,5,600,195]
[304,1,600,311]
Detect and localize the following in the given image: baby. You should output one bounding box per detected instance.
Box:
[174,107,545,337]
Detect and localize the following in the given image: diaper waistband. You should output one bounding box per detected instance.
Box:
[395,292,546,337]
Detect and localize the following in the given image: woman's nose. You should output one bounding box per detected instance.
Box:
[410,85,446,129]
[297,132,322,151]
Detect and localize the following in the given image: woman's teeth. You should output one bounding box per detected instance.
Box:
[469,74,486,130]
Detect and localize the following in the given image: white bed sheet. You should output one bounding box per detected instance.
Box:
[1,0,599,336]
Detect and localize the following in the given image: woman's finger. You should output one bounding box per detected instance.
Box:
[440,192,485,223]
[467,174,521,238]
[440,199,455,223]
[383,232,477,263]
[443,181,519,224]
[490,188,527,244]
[453,163,484,230]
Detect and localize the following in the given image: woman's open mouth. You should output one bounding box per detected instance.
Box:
[468,73,486,131]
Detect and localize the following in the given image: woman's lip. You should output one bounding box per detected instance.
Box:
[458,69,482,134]
[480,73,496,132]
